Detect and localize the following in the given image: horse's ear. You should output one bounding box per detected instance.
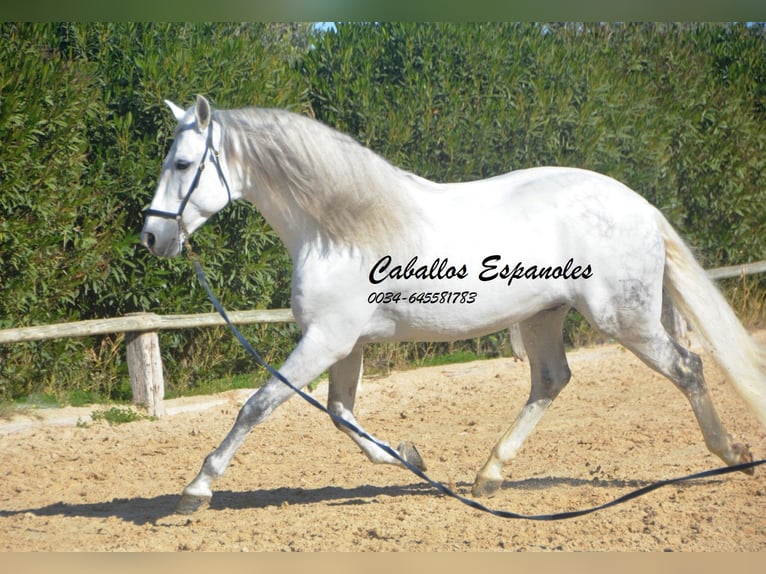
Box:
[194,94,211,131]
[164,99,187,122]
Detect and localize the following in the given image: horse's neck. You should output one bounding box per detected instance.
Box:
[234,174,314,257]
[225,113,431,257]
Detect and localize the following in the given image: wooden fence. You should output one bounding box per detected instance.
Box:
[0,309,293,417]
[1,261,764,416]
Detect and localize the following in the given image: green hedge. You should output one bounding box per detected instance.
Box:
[0,23,310,401]
[1,23,765,402]
[305,23,766,266]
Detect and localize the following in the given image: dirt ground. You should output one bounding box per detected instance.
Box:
[1,333,765,552]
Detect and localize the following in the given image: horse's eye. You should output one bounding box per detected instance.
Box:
[175,159,192,171]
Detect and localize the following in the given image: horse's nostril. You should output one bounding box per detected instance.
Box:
[142,232,156,249]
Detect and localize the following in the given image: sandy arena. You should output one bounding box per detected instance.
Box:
[1,333,765,551]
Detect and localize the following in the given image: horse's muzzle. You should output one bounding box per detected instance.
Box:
[140,220,183,258]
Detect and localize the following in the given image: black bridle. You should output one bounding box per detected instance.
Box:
[144,120,232,224]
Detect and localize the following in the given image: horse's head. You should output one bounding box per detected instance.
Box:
[141,95,233,257]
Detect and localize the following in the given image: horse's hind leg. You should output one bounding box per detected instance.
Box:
[327,345,426,470]
[472,305,572,497]
[615,328,753,471]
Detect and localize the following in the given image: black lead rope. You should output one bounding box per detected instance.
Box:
[193,259,765,520]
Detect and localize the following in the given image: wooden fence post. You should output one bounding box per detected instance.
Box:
[125,315,165,417]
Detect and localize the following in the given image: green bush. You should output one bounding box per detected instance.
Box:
[0,23,310,402]
[305,23,766,265]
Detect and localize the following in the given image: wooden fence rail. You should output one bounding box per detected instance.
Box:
[0,309,294,417]
[0,309,295,344]
[0,261,763,416]
[706,260,766,280]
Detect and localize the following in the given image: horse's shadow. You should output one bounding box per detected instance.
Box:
[0,474,722,526]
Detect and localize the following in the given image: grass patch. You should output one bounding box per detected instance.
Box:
[17,392,61,409]
[67,389,107,407]
[167,371,328,397]
[414,349,486,368]
[89,406,153,426]
[164,372,262,400]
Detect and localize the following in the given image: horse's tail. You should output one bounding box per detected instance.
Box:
[656,208,766,428]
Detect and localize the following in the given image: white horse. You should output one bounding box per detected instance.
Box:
[141,95,766,514]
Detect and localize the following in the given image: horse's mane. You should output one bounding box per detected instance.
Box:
[217,107,429,251]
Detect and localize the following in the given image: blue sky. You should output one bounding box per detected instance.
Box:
[314,22,337,32]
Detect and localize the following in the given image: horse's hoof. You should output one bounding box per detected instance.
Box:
[732,443,754,475]
[471,476,502,498]
[398,441,427,471]
[176,493,211,515]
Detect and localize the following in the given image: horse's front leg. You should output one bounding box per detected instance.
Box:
[327,345,426,471]
[176,328,352,514]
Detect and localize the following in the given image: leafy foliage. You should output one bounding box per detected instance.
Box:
[1,23,309,401]
[305,23,766,266]
[89,405,152,426]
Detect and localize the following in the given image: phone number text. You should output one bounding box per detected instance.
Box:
[368,291,477,305]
